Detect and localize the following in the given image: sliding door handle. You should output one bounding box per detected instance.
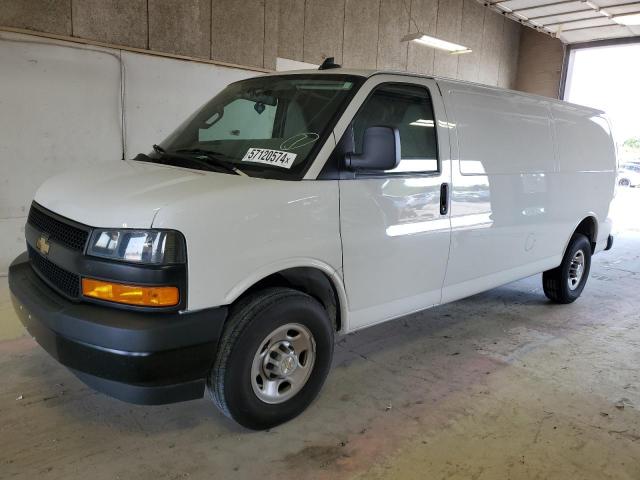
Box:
[440,182,449,215]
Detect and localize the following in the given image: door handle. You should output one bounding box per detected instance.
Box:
[440,182,449,215]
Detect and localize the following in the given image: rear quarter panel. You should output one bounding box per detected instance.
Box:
[437,79,615,302]
[550,104,616,249]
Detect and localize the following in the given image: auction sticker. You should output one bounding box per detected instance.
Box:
[242,148,297,169]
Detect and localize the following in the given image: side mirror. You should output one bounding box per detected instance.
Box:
[345,126,401,171]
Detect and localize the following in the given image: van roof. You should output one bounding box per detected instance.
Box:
[265,68,605,115]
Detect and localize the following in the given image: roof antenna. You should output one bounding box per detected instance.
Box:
[318,57,341,70]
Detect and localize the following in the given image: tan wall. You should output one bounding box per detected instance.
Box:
[515,27,565,99]
[0,0,524,88]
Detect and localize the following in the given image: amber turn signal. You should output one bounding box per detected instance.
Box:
[81,278,179,307]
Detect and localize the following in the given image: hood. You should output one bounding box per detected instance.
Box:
[34,160,254,228]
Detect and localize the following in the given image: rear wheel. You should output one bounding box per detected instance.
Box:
[208,287,334,430]
[543,233,591,304]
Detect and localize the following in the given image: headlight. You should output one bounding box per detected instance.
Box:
[87,229,186,264]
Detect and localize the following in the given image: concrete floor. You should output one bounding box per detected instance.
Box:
[2,193,640,479]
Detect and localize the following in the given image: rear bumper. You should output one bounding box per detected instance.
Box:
[9,252,227,405]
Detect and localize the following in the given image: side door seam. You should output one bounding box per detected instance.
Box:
[434,80,455,303]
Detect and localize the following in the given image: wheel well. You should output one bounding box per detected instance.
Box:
[574,216,598,253]
[239,267,342,332]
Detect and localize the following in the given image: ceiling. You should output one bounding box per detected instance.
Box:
[486,0,640,43]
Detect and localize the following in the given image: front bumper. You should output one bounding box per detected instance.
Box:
[9,252,227,405]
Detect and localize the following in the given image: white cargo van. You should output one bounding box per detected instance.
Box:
[9,65,616,429]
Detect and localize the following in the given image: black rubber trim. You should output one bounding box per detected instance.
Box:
[72,370,206,405]
[9,252,227,404]
[10,252,223,351]
[13,292,217,385]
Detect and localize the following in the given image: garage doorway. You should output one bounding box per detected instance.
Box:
[563,40,640,234]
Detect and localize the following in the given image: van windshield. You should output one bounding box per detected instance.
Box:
[144,74,363,180]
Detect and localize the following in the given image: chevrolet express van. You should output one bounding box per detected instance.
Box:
[9,65,616,429]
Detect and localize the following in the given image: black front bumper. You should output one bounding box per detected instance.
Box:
[9,252,227,405]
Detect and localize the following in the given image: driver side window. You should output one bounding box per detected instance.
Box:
[352,83,439,174]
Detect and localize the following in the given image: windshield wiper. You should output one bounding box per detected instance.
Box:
[147,146,243,176]
[145,146,221,173]
[173,148,246,176]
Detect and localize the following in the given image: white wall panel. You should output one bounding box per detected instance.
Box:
[0,32,256,274]
[0,31,122,273]
[122,51,255,158]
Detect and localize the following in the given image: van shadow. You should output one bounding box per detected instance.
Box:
[29,276,557,435]
[333,277,555,368]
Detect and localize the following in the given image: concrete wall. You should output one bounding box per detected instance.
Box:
[1,0,522,87]
[515,27,565,99]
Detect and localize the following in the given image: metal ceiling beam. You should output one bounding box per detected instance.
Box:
[477,0,639,42]
[562,21,626,31]
[511,0,583,14]
[528,8,594,20]
[545,7,640,25]
[595,0,640,10]
[478,0,559,39]
[529,0,640,19]
[612,8,640,17]
[602,0,640,7]
[544,14,605,25]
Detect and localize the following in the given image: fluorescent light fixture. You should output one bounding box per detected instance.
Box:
[401,32,472,54]
[613,12,640,25]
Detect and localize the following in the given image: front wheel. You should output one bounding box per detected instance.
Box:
[543,233,592,304]
[208,287,334,430]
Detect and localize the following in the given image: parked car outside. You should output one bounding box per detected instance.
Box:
[618,162,640,187]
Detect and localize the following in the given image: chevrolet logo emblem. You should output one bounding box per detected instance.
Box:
[36,235,50,255]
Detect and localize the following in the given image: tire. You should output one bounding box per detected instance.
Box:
[208,287,334,430]
[619,178,630,187]
[543,233,591,304]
